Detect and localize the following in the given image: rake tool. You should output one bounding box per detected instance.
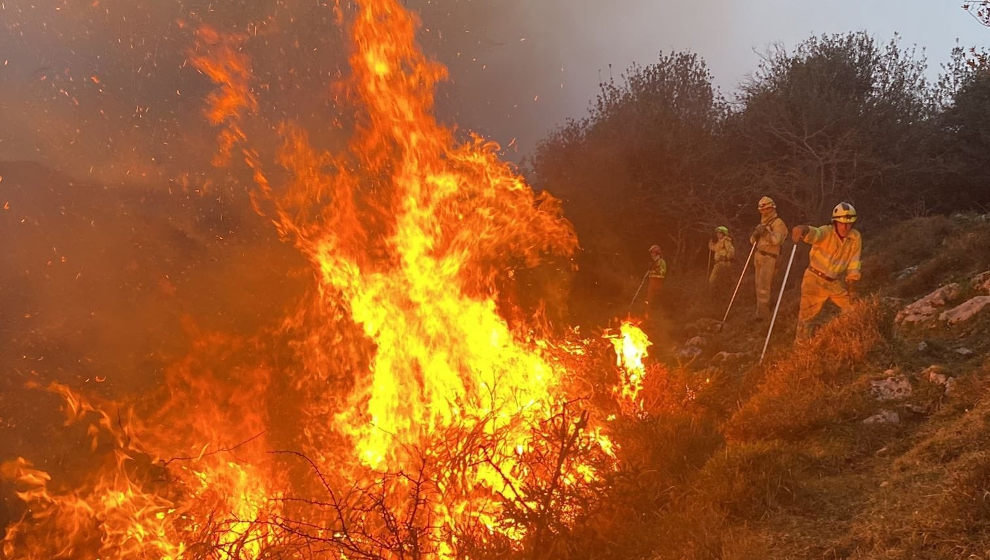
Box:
[760,244,798,363]
[717,242,756,331]
[706,245,712,286]
[628,269,652,312]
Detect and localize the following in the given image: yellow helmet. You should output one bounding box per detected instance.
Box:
[758,196,776,210]
[649,244,662,255]
[715,226,729,235]
[831,202,857,223]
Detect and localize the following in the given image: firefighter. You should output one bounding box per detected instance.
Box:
[791,202,862,341]
[750,196,788,320]
[645,244,667,314]
[708,226,735,291]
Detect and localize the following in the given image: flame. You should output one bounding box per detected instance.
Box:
[606,321,652,414]
[1,1,656,558]
[271,0,590,548]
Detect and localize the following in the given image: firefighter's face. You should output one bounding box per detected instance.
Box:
[835,221,854,237]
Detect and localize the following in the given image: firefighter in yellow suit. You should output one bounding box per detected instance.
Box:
[791,202,862,341]
[750,196,789,320]
[708,226,735,291]
[646,244,667,315]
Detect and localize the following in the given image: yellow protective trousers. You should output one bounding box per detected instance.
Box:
[753,251,777,319]
[795,269,854,340]
[709,260,731,286]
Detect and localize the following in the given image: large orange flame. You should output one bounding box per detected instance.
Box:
[1,1,656,558]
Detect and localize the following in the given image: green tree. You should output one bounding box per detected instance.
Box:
[939,56,990,210]
[731,33,934,223]
[528,52,728,321]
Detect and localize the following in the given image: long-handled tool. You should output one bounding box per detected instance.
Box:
[628,269,652,312]
[706,245,712,286]
[717,242,756,330]
[760,244,798,363]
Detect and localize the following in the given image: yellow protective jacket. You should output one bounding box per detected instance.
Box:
[649,256,667,278]
[708,237,735,262]
[750,212,788,255]
[801,225,862,282]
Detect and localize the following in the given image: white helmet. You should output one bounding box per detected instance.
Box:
[831,202,857,223]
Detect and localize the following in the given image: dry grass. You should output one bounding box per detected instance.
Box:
[651,502,771,560]
[613,412,723,484]
[821,364,990,559]
[646,440,831,560]
[569,414,724,560]
[862,214,958,291]
[723,299,888,441]
[863,214,990,299]
[849,449,990,559]
[893,375,990,468]
[693,440,815,520]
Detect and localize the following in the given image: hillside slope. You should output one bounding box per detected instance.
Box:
[644,214,990,559]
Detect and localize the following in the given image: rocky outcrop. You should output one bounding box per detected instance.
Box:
[870,372,912,401]
[973,270,990,294]
[940,296,990,325]
[863,410,900,424]
[895,283,961,325]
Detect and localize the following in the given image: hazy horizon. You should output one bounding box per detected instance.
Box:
[0,0,986,181]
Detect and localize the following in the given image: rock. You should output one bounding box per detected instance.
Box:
[870,375,913,401]
[685,318,723,335]
[939,296,990,325]
[677,336,707,360]
[896,265,918,280]
[917,341,929,353]
[863,410,900,425]
[955,347,975,357]
[895,283,962,325]
[973,270,990,294]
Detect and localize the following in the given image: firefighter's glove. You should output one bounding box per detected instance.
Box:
[846,279,859,299]
[752,224,766,239]
[791,225,809,244]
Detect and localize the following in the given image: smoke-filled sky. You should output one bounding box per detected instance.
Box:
[421,0,988,157]
[0,0,986,182]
